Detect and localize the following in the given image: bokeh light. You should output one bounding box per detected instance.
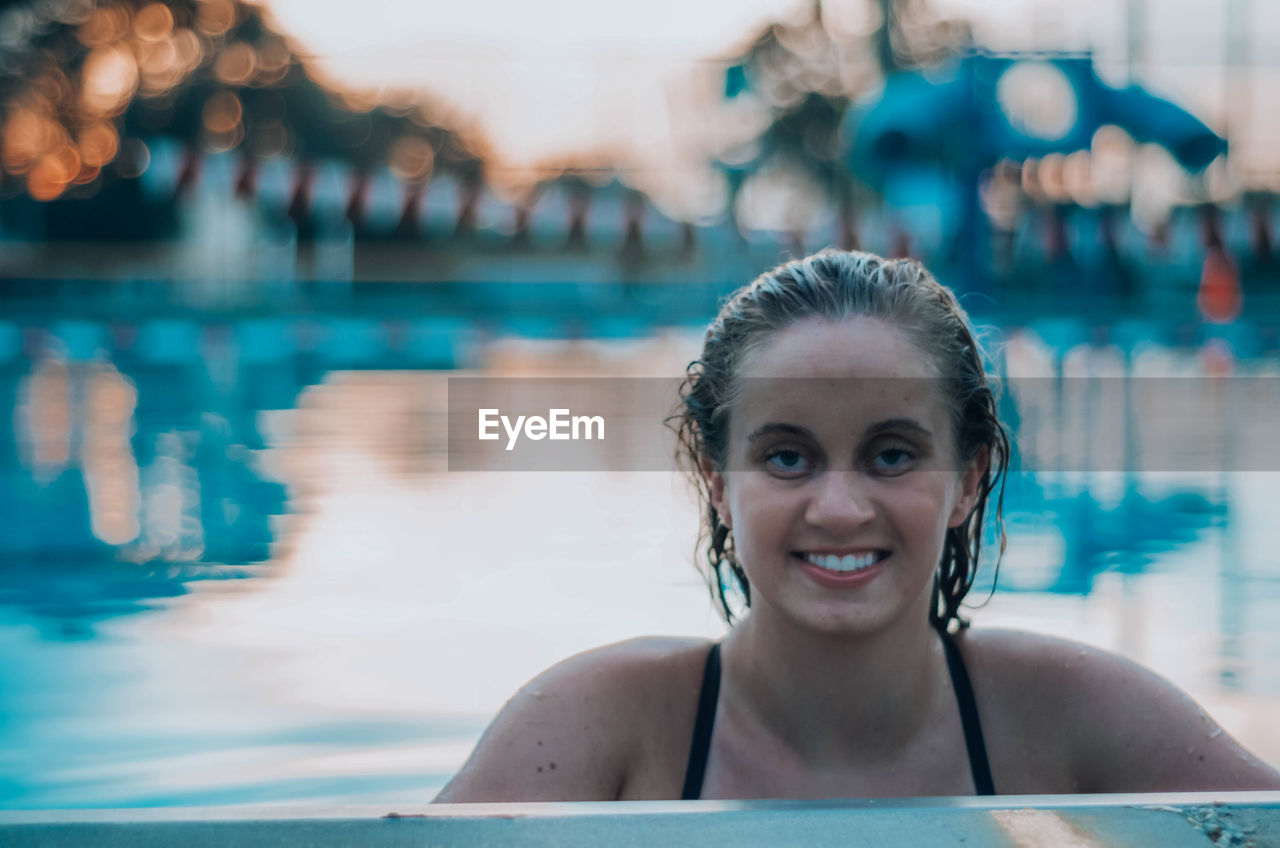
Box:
[81,44,139,116]
[133,3,175,41]
[196,0,237,37]
[77,5,131,48]
[389,135,434,182]
[202,90,243,134]
[214,42,257,86]
[113,136,150,177]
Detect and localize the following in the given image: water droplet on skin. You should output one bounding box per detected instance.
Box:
[529,689,546,700]
[1209,727,1223,739]
[1187,745,1196,754]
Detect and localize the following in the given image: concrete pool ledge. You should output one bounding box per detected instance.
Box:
[3,792,1279,847]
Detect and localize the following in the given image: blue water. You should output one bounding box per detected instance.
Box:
[2,314,1279,808]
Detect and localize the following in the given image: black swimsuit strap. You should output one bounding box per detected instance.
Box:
[679,635,995,799]
[939,628,997,795]
[681,641,721,800]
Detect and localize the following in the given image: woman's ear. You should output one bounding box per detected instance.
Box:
[947,444,989,529]
[701,456,732,529]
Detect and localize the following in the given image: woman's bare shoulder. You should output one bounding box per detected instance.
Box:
[955,627,1158,727]
[955,627,1122,680]
[432,636,715,803]
[957,626,1216,720]
[956,627,1280,792]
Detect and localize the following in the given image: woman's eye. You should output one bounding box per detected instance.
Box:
[872,447,914,473]
[764,449,812,474]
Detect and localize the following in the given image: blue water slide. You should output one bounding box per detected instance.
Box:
[846,53,1225,182]
[846,71,969,184]
[1095,83,1226,171]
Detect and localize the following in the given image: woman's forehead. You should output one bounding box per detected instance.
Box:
[738,316,938,382]
[728,317,950,440]
[731,375,948,435]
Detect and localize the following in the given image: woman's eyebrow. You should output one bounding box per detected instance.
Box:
[866,418,934,439]
[745,418,933,443]
[745,422,815,443]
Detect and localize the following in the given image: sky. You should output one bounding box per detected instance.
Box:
[261,0,1280,194]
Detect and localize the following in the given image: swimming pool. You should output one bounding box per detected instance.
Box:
[2,319,1279,808]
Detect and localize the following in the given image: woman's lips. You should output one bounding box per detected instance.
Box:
[791,551,889,588]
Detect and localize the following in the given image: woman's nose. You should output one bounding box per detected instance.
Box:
[804,470,876,530]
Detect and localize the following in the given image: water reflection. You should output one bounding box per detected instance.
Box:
[1,317,1279,807]
[2,324,293,633]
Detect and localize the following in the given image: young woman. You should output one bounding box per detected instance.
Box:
[434,249,1280,802]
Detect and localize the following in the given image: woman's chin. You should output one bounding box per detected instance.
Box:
[773,600,905,638]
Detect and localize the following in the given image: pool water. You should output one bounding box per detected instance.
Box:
[2,324,1279,808]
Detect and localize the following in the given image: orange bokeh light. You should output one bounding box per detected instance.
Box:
[196,0,237,37]
[2,108,55,174]
[202,90,243,134]
[71,163,102,186]
[78,6,131,48]
[138,37,179,76]
[214,42,257,86]
[137,36,186,95]
[32,61,72,108]
[51,145,81,179]
[172,28,206,70]
[27,146,81,201]
[255,41,292,85]
[389,135,435,182]
[81,45,140,116]
[79,123,120,168]
[133,3,175,42]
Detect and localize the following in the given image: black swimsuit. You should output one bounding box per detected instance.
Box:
[680,629,996,799]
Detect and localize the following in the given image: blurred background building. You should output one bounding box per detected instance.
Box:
[2,0,1279,809]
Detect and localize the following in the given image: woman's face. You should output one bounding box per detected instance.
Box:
[707,315,985,636]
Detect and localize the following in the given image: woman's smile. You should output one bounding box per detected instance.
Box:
[795,549,888,572]
[793,550,890,590]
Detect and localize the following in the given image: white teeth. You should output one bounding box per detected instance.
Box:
[805,552,879,572]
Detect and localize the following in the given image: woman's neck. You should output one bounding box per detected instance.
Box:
[721,597,949,766]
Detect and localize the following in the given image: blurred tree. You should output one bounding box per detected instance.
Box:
[0,0,488,239]
[715,0,971,247]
